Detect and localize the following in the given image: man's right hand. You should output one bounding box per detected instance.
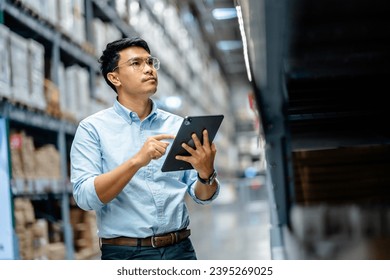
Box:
[135,134,175,166]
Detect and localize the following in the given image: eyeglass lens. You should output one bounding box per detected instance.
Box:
[129,57,160,71]
[113,57,160,72]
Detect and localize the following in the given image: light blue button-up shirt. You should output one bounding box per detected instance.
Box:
[70,99,219,238]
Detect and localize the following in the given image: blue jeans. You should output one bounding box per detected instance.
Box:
[100,238,197,260]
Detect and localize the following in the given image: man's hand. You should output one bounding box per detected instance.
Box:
[175,129,216,178]
[135,134,175,166]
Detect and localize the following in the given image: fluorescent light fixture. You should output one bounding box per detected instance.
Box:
[244,166,258,178]
[212,8,237,20]
[216,40,242,51]
[164,96,182,110]
[236,5,252,82]
[129,1,140,13]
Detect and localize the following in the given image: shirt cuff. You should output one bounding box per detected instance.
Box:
[190,178,220,205]
[73,176,105,210]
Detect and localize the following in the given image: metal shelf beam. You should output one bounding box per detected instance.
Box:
[0,101,77,135]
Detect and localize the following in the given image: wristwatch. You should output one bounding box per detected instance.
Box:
[197,170,217,185]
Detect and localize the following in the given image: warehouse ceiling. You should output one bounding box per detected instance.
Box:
[173,0,256,132]
[175,0,248,81]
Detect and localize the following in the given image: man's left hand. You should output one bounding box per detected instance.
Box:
[175,129,216,178]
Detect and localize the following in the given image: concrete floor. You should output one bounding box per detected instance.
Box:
[187,176,271,260]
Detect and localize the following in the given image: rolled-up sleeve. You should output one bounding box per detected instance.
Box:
[70,121,105,211]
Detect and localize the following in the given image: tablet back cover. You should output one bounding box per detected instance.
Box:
[161,115,224,172]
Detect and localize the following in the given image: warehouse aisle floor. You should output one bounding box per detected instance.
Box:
[187,176,271,260]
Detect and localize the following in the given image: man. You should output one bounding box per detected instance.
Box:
[70,37,220,260]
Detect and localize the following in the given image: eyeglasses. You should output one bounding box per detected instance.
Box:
[112,56,160,72]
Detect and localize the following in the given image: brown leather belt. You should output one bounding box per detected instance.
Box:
[100,229,191,248]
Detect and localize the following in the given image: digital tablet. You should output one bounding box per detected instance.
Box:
[161,114,224,172]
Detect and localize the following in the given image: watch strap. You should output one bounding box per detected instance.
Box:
[197,170,217,185]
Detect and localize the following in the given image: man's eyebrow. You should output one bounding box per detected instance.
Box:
[125,56,152,61]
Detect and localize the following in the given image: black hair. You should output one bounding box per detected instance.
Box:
[98,37,151,93]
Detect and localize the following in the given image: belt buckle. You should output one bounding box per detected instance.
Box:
[151,236,158,248]
[150,232,179,248]
[151,235,169,248]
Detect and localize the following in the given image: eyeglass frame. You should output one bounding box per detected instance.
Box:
[112,56,160,72]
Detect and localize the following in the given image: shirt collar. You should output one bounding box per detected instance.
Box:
[113,99,158,125]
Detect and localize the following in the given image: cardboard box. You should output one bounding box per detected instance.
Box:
[0,25,11,98]
[9,32,30,105]
[28,39,46,110]
[293,145,390,204]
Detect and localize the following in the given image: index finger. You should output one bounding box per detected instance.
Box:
[153,134,175,141]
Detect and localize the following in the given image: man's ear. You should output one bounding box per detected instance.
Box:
[107,72,121,86]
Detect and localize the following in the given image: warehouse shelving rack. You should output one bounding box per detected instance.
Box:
[0,101,77,259]
[237,0,390,259]
[0,0,103,259]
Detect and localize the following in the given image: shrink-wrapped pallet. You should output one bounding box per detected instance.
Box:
[0,25,11,98]
[9,32,30,105]
[28,39,46,110]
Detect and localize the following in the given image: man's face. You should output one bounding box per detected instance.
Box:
[113,46,158,98]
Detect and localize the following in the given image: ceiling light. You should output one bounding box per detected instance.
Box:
[212,8,237,20]
[236,5,252,82]
[216,40,242,51]
[164,96,182,110]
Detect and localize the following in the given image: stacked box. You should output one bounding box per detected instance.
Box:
[47,242,66,260]
[28,39,46,110]
[94,75,115,105]
[50,222,63,243]
[92,18,106,56]
[13,198,36,260]
[9,32,30,105]
[293,145,390,205]
[40,0,58,26]
[92,18,121,57]
[10,131,61,186]
[73,0,86,45]
[20,133,36,180]
[0,25,11,98]
[58,0,86,44]
[19,0,58,26]
[65,65,91,121]
[115,0,128,20]
[64,65,78,120]
[105,22,122,47]
[19,0,41,15]
[44,79,61,117]
[57,62,68,116]
[77,67,91,121]
[32,219,49,259]
[14,198,67,259]
[58,0,74,37]
[70,208,99,259]
[9,133,25,179]
[34,144,61,179]
[70,207,86,252]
